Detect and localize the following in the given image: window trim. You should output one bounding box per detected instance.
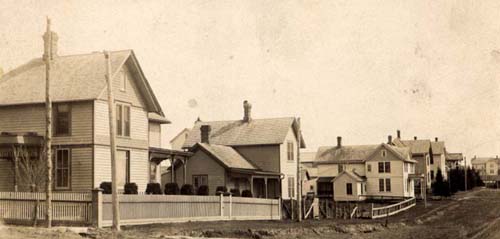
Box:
[288,176,295,199]
[346,183,353,195]
[192,174,208,188]
[116,103,131,138]
[54,148,71,190]
[367,164,371,172]
[385,178,391,192]
[53,103,72,136]
[119,69,127,92]
[287,141,294,162]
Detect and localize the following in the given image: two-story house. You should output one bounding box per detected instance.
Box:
[430,138,447,181]
[313,136,415,202]
[472,156,499,176]
[0,33,184,192]
[445,152,464,169]
[170,101,306,198]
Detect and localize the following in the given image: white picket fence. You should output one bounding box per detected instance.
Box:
[0,191,281,227]
[371,197,416,219]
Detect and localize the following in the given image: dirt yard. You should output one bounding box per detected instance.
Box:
[1,188,500,239]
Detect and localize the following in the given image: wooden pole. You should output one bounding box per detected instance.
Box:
[423,154,428,208]
[43,17,53,228]
[296,117,302,222]
[464,156,467,191]
[104,51,120,231]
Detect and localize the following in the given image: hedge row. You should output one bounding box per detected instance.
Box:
[99,182,252,197]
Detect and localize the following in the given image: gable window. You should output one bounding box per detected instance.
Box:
[346,183,353,195]
[54,104,71,135]
[381,150,386,157]
[338,164,345,173]
[288,176,295,198]
[193,175,208,188]
[119,69,127,92]
[55,149,71,190]
[378,162,391,173]
[367,164,371,172]
[116,104,131,137]
[287,141,294,161]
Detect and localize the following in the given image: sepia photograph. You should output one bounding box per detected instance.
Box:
[0,0,499,238]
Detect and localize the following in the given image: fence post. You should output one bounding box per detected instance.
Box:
[92,188,103,228]
[229,194,232,219]
[370,203,374,219]
[220,194,224,218]
[278,197,282,220]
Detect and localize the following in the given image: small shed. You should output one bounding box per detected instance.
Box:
[332,170,366,202]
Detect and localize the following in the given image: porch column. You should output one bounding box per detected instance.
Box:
[170,156,176,183]
[264,177,268,199]
[183,158,187,185]
[250,176,254,196]
[12,146,19,192]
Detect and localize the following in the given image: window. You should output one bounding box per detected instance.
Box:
[367,164,371,172]
[287,141,294,161]
[406,179,411,192]
[54,104,71,135]
[346,183,353,195]
[379,179,384,192]
[55,149,71,189]
[404,163,408,173]
[430,155,434,165]
[317,182,333,196]
[116,104,131,137]
[378,162,390,173]
[490,169,495,174]
[288,176,295,198]
[385,178,391,192]
[338,164,345,173]
[117,150,130,187]
[193,175,208,188]
[431,170,434,180]
[381,150,386,157]
[120,69,127,92]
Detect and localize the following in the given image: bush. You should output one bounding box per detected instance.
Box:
[432,168,450,197]
[197,185,209,195]
[181,184,195,195]
[124,182,138,194]
[165,183,180,195]
[99,182,112,194]
[230,188,240,197]
[215,186,227,195]
[145,183,162,195]
[241,190,253,198]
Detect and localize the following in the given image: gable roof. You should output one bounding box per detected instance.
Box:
[431,141,446,155]
[182,117,306,149]
[365,143,415,163]
[170,128,190,143]
[392,138,431,155]
[0,50,165,116]
[472,157,498,165]
[300,151,317,163]
[333,170,366,183]
[446,152,464,161]
[195,143,258,170]
[315,144,379,164]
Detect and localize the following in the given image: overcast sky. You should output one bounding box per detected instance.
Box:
[1,0,500,162]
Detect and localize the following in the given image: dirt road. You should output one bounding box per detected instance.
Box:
[1,188,499,239]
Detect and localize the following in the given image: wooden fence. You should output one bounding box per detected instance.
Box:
[371,197,416,219]
[0,192,93,225]
[100,194,280,227]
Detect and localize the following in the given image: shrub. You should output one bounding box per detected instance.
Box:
[165,183,180,195]
[99,182,112,194]
[432,168,450,197]
[230,188,240,197]
[241,190,253,198]
[124,182,138,194]
[215,186,227,195]
[197,185,209,195]
[181,184,195,195]
[145,183,162,195]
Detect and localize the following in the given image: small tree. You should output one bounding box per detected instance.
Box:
[145,183,162,195]
[124,183,138,194]
[432,168,450,197]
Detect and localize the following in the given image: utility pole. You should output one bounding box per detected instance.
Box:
[104,51,120,231]
[464,156,467,191]
[423,154,428,208]
[296,117,302,222]
[43,17,53,228]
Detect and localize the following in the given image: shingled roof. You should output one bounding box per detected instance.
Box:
[182,117,306,149]
[446,153,464,161]
[0,50,164,116]
[316,143,413,164]
[393,138,431,155]
[196,143,258,170]
[431,141,446,155]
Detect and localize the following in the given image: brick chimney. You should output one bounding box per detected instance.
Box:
[243,100,252,122]
[397,130,401,139]
[337,136,342,147]
[43,22,58,60]
[200,125,211,144]
[435,137,438,142]
[414,136,417,140]
[388,135,392,144]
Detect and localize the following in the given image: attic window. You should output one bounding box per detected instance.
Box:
[119,69,127,92]
[381,150,387,157]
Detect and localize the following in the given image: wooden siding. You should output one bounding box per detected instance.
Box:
[149,123,161,148]
[0,159,14,191]
[70,147,93,192]
[279,128,299,199]
[94,100,149,149]
[99,63,146,108]
[333,174,364,201]
[317,163,365,178]
[0,102,93,145]
[173,150,226,195]
[365,148,406,197]
[234,145,280,172]
[93,145,149,192]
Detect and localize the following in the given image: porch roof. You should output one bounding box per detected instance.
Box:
[230,168,281,177]
[0,132,44,147]
[149,147,192,162]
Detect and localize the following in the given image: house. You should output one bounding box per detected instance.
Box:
[312,136,416,202]
[300,151,318,196]
[170,128,190,150]
[0,31,187,192]
[472,156,499,176]
[167,101,306,198]
[445,152,463,169]
[430,138,447,181]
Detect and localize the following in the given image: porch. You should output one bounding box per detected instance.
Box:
[228,169,281,199]
[149,147,192,185]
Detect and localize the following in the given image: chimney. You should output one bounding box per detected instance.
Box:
[243,100,252,122]
[414,136,417,140]
[388,135,392,144]
[200,125,211,144]
[43,20,58,60]
[195,117,202,123]
[337,136,342,147]
[397,130,401,139]
[435,137,438,142]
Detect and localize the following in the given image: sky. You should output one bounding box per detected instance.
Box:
[1,0,500,163]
